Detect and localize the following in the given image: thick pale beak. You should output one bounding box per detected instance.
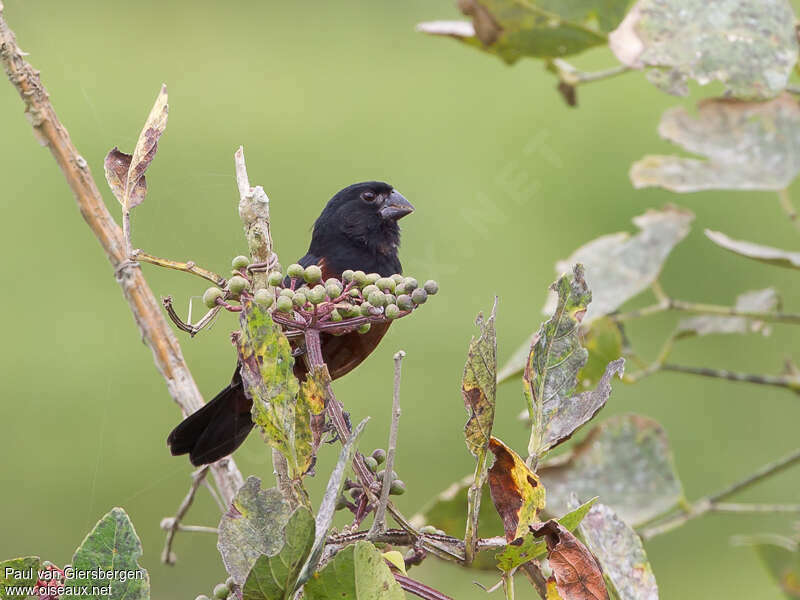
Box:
[379,190,415,221]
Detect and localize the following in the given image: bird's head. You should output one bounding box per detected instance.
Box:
[310,181,414,264]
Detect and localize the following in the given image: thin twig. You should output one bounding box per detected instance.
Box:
[394,574,455,600]
[0,4,244,505]
[161,467,209,564]
[235,146,273,291]
[132,249,226,286]
[640,448,800,540]
[519,562,549,600]
[661,364,800,392]
[710,503,800,513]
[551,59,631,84]
[368,350,405,538]
[778,189,800,231]
[613,299,800,326]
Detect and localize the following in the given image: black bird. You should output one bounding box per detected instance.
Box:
[167,182,414,466]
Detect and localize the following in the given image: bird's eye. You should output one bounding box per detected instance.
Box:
[361,191,376,202]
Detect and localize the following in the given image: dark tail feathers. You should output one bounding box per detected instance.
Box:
[167,378,253,466]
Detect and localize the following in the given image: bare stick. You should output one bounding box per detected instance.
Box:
[778,189,800,231]
[161,467,209,564]
[550,59,631,85]
[613,299,800,326]
[235,146,273,290]
[0,4,244,506]
[368,350,405,538]
[661,364,800,392]
[132,249,226,286]
[394,574,455,600]
[640,448,800,540]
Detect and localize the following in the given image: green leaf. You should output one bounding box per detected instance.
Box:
[542,206,693,323]
[62,508,150,600]
[495,497,597,571]
[304,542,404,600]
[579,317,625,387]
[632,96,800,192]
[218,477,292,586]
[297,418,368,587]
[236,300,311,478]
[675,288,780,339]
[539,415,684,527]
[381,552,407,576]
[410,475,503,570]
[0,556,39,600]
[610,0,798,98]
[463,300,498,459]
[735,535,800,598]
[705,229,800,271]
[242,508,315,600]
[577,502,658,600]
[417,0,629,63]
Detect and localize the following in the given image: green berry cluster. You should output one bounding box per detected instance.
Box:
[199,257,439,336]
[196,577,235,600]
[336,448,406,513]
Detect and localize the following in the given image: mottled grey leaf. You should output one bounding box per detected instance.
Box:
[540,415,684,527]
[542,206,693,323]
[632,96,800,192]
[0,557,39,600]
[676,288,780,339]
[242,508,315,600]
[706,229,800,270]
[610,0,798,99]
[463,301,497,458]
[218,477,291,586]
[104,148,146,208]
[126,85,168,208]
[296,419,368,587]
[63,508,150,600]
[577,502,659,600]
[417,0,629,63]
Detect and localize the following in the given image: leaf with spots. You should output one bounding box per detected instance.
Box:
[417,0,630,64]
[531,521,608,600]
[675,288,780,339]
[539,415,684,527]
[705,229,800,271]
[236,300,312,479]
[735,534,800,598]
[0,556,39,600]
[242,508,315,600]
[496,497,597,572]
[577,502,658,600]
[487,436,546,542]
[610,0,798,99]
[463,300,498,459]
[632,96,800,192]
[217,477,292,586]
[303,541,404,600]
[62,508,150,600]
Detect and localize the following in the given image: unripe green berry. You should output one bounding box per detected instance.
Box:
[330,309,343,322]
[395,283,408,295]
[335,494,348,510]
[385,294,397,305]
[326,282,343,299]
[389,479,407,496]
[363,456,378,472]
[357,323,371,334]
[385,304,400,320]
[391,274,404,284]
[287,263,304,279]
[397,294,414,311]
[195,596,211,600]
[227,275,249,295]
[342,269,355,283]
[411,288,428,305]
[203,287,224,309]
[308,285,326,304]
[303,265,322,283]
[348,288,361,298]
[279,288,294,298]
[376,277,395,292]
[276,296,293,312]
[366,272,381,285]
[342,304,360,318]
[360,303,375,316]
[353,270,367,286]
[225,577,235,589]
[350,487,363,500]
[424,280,439,295]
[419,525,438,535]
[267,271,284,286]
[213,583,230,600]
[254,289,274,307]
[231,255,250,270]
[403,277,418,291]
[377,469,398,480]
[293,292,307,307]
[368,291,386,307]
[372,448,386,464]
[361,284,379,297]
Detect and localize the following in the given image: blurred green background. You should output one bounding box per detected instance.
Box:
[1,1,799,598]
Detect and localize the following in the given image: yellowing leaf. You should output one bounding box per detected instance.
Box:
[381,551,407,575]
[487,436,545,542]
[463,301,498,458]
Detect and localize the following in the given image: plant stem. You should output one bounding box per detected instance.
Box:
[519,562,548,599]
[550,59,631,85]
[614,299,800,326]
[393,574,455,600]
[778,189,800,231]
[368,350,405,538]
[132,249,226,286]
[160,467,209,565]
[464,450,490,565]
[502,570,515,600]
[661,364,800,392]
[235,146,273,290]
[0,4,244,506]
[640,448,800,540]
